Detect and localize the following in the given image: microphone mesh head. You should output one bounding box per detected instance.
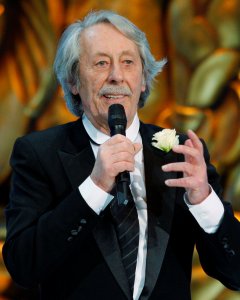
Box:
[108,104,127,129]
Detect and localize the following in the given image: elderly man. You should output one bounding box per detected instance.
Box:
[3,10,240,300]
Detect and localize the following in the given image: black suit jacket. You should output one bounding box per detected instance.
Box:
[3,119,240,300]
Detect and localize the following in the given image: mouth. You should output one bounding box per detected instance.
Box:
[103,94,126,100]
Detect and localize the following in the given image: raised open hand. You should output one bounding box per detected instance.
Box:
[162,130,210,204]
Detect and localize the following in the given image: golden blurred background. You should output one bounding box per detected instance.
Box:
[0,0,239,299]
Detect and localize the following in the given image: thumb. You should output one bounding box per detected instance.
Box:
[133,143,142,155]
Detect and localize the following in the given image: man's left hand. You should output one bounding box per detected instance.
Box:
[162,130,210,205]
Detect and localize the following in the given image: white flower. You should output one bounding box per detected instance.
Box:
[152,129,179,153]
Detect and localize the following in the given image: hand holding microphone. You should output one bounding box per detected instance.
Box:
[90,104,141,202]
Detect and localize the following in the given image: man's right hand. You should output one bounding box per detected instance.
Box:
[90,134,141,193]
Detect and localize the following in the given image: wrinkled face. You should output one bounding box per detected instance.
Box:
[72,23,146,134]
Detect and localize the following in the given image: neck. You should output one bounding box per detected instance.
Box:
[85,115,134,136]
[82,113,140,146]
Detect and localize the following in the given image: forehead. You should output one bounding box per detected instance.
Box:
[80,23,140,56]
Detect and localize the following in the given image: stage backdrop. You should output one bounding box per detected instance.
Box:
[0,0,239,299]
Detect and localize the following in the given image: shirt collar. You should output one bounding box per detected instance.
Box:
[82,113,140,145]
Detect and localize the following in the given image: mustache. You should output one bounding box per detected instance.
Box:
[99,86,132,96]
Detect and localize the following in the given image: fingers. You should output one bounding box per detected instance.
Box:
[106,135,138,155]
[111,152,135,172]
[165,176,198,189]
[99,136,135,173]
[111,143,142,165]
[162,162,193,174]
[133,143,142,155]
[172,144,198,158]
[186,129,203,153]
[103,136,141,164]
[172,130,204,164]
[185,138,193,148]
[90,135,141,192]
[162,130,209,204]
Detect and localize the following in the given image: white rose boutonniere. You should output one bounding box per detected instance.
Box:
[152,129,179,153]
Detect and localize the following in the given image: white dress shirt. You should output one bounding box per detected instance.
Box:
[79,113,224,299]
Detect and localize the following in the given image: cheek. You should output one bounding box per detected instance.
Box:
[87,75,105,98]
[130,71,145,91]
[79,75,98,102]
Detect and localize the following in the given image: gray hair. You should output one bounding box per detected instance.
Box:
[54,10,167,116]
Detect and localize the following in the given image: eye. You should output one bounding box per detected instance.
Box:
[124,59,133,65]
[96,61,108,67]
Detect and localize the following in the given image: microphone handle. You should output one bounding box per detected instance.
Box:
[116,171,130,206]
[110,125,131,206]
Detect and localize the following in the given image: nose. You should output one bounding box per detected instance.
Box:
[108,62,124,84]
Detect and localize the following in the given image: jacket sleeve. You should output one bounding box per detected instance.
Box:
[195,140,240,291]
[2,137,100,288]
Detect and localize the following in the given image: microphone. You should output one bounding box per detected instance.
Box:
[108,104,131,206]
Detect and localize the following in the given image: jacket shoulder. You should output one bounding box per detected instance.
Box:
[17,119,80,147]
[11,119,83,162]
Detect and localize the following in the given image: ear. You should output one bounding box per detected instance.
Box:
[70,84,78,95]
[141,76,146,92]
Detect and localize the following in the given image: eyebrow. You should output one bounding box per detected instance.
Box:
[93,50,138,57]
[93,52,109,57]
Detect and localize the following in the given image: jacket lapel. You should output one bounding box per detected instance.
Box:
[58,119,132,299]
[140,123,177,299]
[92,218,133,300]
[57,119,95,188]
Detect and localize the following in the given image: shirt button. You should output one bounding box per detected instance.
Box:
[80,218,87,224]
[222,237,228,243]
[71,229,78,236]
[67,236,73,242]
[228,249,235,257]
